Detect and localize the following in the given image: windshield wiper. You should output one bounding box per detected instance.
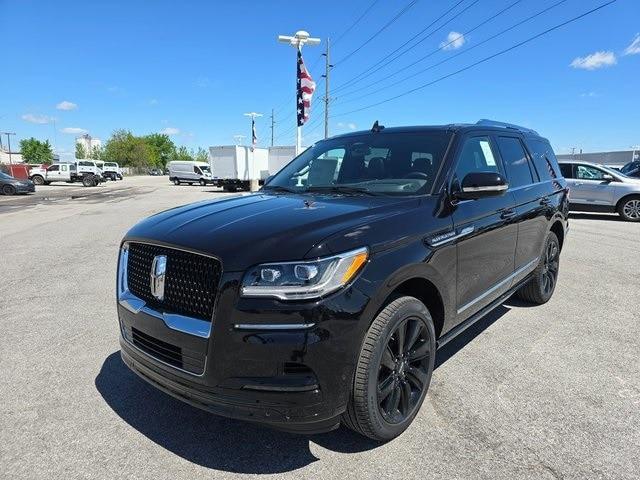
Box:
[261,185,298,193]
[304,185,381,196]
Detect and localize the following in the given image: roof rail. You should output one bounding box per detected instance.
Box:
[476,119,539,136]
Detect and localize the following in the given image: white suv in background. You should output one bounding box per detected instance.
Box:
[559,160,640,221]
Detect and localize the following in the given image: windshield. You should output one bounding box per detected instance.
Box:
[0,172,13,180]
[598,164,630,178]
[105,162,117,167]
[621,161,639,176]
[200,165,211,173]
[265,131,452,196]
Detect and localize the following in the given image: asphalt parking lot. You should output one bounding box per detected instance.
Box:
[1,175,639,479]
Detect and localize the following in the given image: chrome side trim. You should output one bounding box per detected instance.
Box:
[462,184,508,193]
[117,243,213,339]
[430,226,475,247]
[233,323,316,331]
[457,257,539,314]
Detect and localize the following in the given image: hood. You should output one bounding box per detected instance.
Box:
[125,192,421,271]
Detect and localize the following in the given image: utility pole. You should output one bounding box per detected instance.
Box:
[277,30,320,154]
[322,37,332,139]
[570,147,576,160]
[1,132,16,165]
[270,108,275,146]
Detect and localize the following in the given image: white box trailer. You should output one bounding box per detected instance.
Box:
[267,146,298,177]
[209,146,269,191]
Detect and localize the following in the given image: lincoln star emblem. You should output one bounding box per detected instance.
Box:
[150,255,167,301]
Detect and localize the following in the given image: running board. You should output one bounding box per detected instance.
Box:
[436,275,532,349]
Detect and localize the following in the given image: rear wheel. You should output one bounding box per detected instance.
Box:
[32,175,45,185]
[516,231,560,304]
[2,184,17,195]
[618,196,640,222]
[82,175,95,187]
[173,178,180,185]
[342,296,436,441]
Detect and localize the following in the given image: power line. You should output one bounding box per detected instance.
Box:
[332,0,617,117]
[332,0,472,94]
[332,0,381,48]
[336,0,524,98]
[332,0,420,67]
[337,0,558,104]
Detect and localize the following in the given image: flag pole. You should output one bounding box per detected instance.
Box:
[278,30,320,155]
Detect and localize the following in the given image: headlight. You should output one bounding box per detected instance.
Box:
[241,247,368,300]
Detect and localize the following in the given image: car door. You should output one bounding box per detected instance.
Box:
[46,164,61,181]
[450,134,517,322]
[495,135,549,280]
[568,164,615,206]
[59,163,71,181]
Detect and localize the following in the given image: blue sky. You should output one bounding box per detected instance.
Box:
[1,0,638,159]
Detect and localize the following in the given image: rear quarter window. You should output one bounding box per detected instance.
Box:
[526,138,562,180]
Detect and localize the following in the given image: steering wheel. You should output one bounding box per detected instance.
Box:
[405,171,429,180]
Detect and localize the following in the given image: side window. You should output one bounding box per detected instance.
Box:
[193,166,200,174]
[61,165,68,172]
[576,165,607,180]
[496,136,534,188]
[48,165,59,172]
[455,136,500,185]
[559,164,573,178]
[526,139,559,181]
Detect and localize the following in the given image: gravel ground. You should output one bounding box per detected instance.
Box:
[1,175,639,479]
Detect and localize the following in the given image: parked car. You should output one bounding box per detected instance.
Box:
[116,120,568,441]
[167,161,214,186]
[103,162,123,180]
[30,161,104,187]
[558,160,640,221]
[148,168,164,176]
[0,171,35,195]
[620,160,640,178]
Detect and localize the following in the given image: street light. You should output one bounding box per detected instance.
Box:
[630,145,640,162]
[243,112,263,148]
[277,30,320,154]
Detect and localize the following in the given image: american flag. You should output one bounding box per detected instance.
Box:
[251,117,257,147]
[297,49,316,126]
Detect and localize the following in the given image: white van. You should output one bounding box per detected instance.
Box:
[168,161,213,186]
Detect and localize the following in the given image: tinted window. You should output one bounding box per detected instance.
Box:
[576,165,608,180]
[48,165,59,172]
[526,139,560,180]
[455,136,500,185]
[559,164,573,178]
[496,136,534,188]
[267,132,452,196]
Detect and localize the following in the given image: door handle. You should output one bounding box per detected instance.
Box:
[500,209,516,219]
[539,197,551,206]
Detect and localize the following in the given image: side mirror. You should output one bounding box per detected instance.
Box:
[456,172,508,200]
[264,175,274,185]
[602,174,614,182]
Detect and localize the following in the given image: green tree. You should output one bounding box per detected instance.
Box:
[90,144,103,160]
[143,133,175,167]
[75,142,87,159]
[103,129,153,167]
[194,147,209,163]
[174,145,194,162]
[20,137,53,164]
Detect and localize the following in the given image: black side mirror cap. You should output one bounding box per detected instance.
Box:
[456,172,509,200]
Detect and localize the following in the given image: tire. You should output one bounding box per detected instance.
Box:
[82,175,95,187]
[199,179,206,186]
[31,175,45,185]
[342,296,436,441]
[173,178,180,185]
[618,196,640,222]
[2,184,17,195]
[516,231,560,305]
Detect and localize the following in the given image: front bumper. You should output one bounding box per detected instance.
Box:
[117,272,372,434]
[15,183,35,193]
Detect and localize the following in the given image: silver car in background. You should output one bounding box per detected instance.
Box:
[559,160,640,221]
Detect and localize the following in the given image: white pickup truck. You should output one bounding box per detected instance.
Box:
[102,162,123,181]
[30,161,105,187]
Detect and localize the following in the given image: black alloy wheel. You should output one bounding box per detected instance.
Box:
[541,238,559,297]
[2,184,17,195]
[377,318,431,424]
[516,231,560,304]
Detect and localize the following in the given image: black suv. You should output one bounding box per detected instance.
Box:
[117,120,568,441]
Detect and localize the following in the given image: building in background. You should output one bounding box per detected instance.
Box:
[75,134,102,156]
[0,147,24,164]
[557,149,638,168]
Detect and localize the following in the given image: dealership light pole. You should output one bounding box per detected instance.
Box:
[243,112,262,148]
[277,30,320,153]
[631,145,640,162]
[1,132,16,165]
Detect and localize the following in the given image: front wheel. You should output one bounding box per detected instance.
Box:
[173,178,180,185]
[2,184,17,195]
[618,196,640,222]
[516,231,560,304]
[342,296,436,441]
[199,179,206,186]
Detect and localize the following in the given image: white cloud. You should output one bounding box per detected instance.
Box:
[347,123,357,130]
[440,31,465,51]
[580,91,599,98]
[149,99,159,106]
[56,100,77,111]
[21,113,51,124]
[160,127,180,135]
[60,127,88,134]
[570,51,617,70]
[195,76,211,88]
[624,33,640,56]
[336,122,357,130]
